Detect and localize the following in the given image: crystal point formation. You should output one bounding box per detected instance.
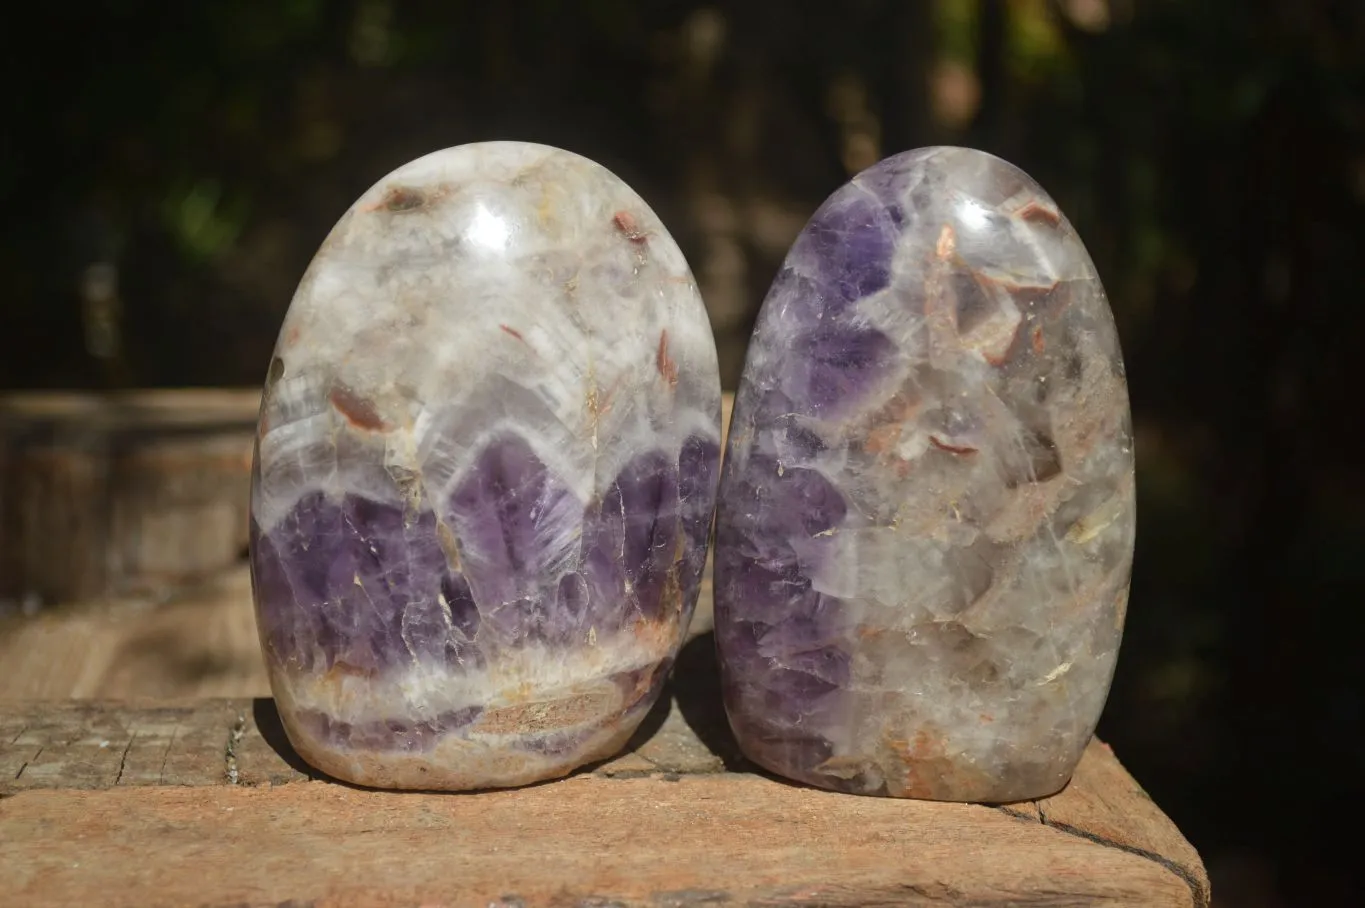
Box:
[250,142,721,790]
[715,147,1135,802]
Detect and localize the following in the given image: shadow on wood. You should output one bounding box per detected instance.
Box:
[673,630,748,771]
[0,696,1209,907]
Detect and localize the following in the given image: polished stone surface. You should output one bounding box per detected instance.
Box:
[714,146,1135,802]
[250,142,721,790]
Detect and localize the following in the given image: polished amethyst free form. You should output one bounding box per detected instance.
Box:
[249,143,722,790]
[715,147,1135,802]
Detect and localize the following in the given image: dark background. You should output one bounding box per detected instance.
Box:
[3,1,1362,902]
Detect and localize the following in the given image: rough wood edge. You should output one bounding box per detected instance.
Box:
[0,388,262,425]
[1,775,1197,907]
[0,697,1208,906]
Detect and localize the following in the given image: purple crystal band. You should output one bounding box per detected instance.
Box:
[253,433,717,681]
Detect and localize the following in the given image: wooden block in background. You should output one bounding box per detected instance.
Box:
[0,389,260,608]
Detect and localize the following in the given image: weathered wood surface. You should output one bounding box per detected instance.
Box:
[0,566,270,700]
[0,695,1207,907]
[0,388,259,608]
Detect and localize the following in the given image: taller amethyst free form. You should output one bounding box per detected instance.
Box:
[250,143,721,790]
[715,147,1135,802]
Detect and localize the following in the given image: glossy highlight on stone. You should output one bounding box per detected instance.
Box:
[249,142,722,790]
[714,147,1135,802]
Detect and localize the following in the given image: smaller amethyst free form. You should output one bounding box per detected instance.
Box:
[714,147,1135,802]
[250,143,721,790]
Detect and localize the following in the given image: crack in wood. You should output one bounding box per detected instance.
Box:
[995,804,1039,823]
[13,746,41,780]
[114,735,136,786]
[8,725,28,746]
[1036,816,1209,908]
[992,795,1204,906]
[650,888,733,906]
[598,768,654,780]
[224,712,245,784]
[158,723,180,785]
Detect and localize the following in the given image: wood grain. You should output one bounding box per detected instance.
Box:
[0,568,269,700]
[0,388,259,607]
[0,692,1207,907]
[1,773,1196,908]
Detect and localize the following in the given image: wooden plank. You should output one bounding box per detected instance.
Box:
[0,388,259,608]
[0,696,1207,907]
[5,701,243,790]
[1,773,1197,908]
[1039,740,1210,905]
[0,567,270,700]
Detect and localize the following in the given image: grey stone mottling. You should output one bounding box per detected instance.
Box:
[715,146,1135,802]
